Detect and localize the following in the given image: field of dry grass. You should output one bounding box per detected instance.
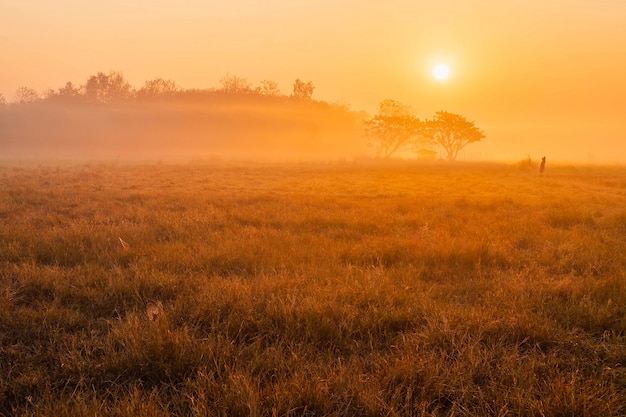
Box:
[0,160,625,416]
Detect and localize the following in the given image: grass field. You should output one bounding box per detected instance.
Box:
[0,160,625,416]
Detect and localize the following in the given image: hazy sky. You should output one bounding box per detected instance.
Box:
[2,0,626,161]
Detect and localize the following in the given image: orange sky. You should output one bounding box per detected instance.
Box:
[2,0,626,162]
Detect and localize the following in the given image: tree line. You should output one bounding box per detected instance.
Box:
[0,71,363,160]
[0,71,485,161]
[0,71,316,105]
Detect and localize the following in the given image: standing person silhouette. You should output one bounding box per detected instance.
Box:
[539,156,546,175]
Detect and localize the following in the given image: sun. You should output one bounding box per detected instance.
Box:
[433,64,450,80]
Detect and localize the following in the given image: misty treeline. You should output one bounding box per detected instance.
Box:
[0,71,485,161]
[1,71,316,105]
[0,71,366,159]
[365,99,485,161]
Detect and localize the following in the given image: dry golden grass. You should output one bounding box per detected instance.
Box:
[0,160,625,416]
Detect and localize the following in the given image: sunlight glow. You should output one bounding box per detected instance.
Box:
[433,64,449,80]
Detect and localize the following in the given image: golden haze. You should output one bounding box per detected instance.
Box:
[1,1,626,162]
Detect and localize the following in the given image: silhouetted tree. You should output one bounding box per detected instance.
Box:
[292,79,314,101]
[219,73,252,94]
[364,99,419,158]
[59,81,81,97]
[45,81,82,102]
[136,78,180,100]
[420,111,485,161]
[84,71,133,103]
[0,93,6,106]
[14,86,40,104]
[257,79,281,96]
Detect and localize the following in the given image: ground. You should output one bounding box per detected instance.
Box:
[0,160,624,416]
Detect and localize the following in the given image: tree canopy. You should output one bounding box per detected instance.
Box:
[257,79,281,96]
[363,99,419,158]
[292,79,315,101]
[421,111,485,161]
[364,100,485,160]
[44,82,82,103]
[218,74,253,94]
[14,86,40,104]
[136,78,180,100]
[84,71,134,103]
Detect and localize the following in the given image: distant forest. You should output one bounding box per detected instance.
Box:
[0,71,367,160]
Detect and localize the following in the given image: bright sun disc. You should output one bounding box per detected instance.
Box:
[433,64,449,80]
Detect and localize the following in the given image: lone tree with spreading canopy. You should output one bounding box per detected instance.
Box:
[420,111,485,161]
[364,99,419,158]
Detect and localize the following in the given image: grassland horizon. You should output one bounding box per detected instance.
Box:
[0,160,624,416]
